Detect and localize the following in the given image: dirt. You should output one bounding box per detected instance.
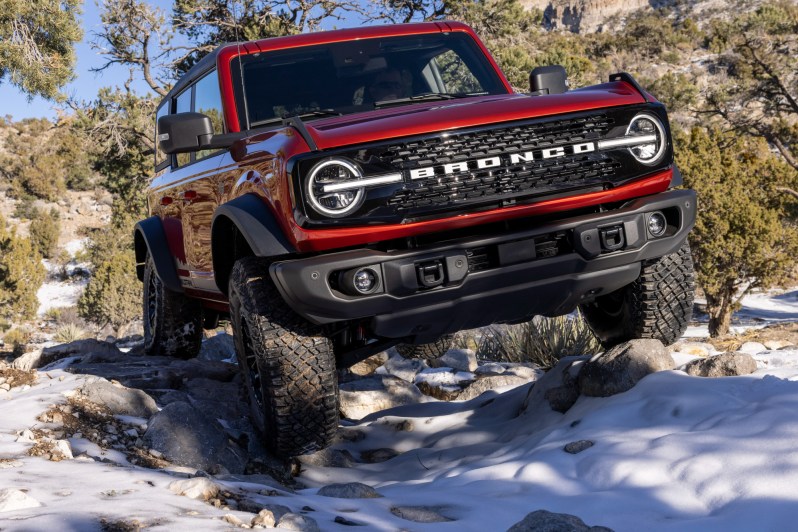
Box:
[707,322,798,352]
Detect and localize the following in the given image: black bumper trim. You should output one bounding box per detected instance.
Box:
[270,189,696,341]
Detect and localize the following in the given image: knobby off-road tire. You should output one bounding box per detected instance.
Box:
[396,334,455,360]
[142,255,203,359]
[229,256,339,458]
[579,240,695,348]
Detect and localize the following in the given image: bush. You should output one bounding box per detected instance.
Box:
[2,328,32,356]
[53,323,88,343]
[0,215,46,321]
[78,250,141,335]
[28,208,61,259]
[477,310,601,368]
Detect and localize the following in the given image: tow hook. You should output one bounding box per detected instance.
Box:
[600,225,625,251]
[416,260,445,288]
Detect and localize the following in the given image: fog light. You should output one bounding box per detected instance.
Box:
[354,269,376,293]
[648,211,667,237]
[339,266,381,296]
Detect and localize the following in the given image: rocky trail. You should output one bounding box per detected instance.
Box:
[2,330,798,530]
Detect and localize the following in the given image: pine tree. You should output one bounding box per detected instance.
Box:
[0,215,46,322]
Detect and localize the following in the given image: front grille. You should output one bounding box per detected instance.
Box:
[382,114,618,212]
[294,104,673,226]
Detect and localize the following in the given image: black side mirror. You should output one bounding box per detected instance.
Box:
[158,112,214,154]
[529,65,568,96]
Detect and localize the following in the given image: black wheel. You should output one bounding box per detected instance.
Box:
[396,334,455,360]
[142,255,203,359]
[229,256,339,458]
[579,241,695,347]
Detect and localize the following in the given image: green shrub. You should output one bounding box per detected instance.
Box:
[53,323,88,343]
[78,249,141,335]
[0,215,46,321]
[477,310,601,368]
[3,328,32,356]
[28,208,61,259]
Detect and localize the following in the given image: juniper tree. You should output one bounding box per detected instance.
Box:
[0,215,46,322]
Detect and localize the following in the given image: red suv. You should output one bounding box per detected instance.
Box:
[134,21,696,457]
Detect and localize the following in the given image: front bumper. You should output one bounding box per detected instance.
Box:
[270,189,696,342]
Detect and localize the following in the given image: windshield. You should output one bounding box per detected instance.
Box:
[236,32,508,128]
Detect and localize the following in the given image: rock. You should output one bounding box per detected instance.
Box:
[11,350,43,371]
[0,489,42,512]
[334,515,365,526]
[474,362,506,376]
[458,375,530,402]
[520,356,589,415]
[579,340,674,397]
[53,439,74,460]
[349,352,390,376]
[276,513,321,532]
[670,342,714,358]
[79,379,159,418]
[507,509,613,531]
[298,448,356,468]
[380,355,428,383]
[360,448,400,463]
[564,440,594,454]
[416,380,462,401]
[739,342,768,355]
[390,506,454,523]
[768,340,796,350]
[317,482,382,499]
[503,364,544,380]
[144,401,240,472]
[339,376,426,420]
[257,504,292,522]
[683,353,757,377]
[198,333,236,362]
[168,477,220,500]
[40,339,124,368]
[223,513,244,527]
[432,349,478,372]
[251,509,276,528]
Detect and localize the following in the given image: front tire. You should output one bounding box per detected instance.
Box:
[396,334,455,360]
[142,255,203,359]
[579,241,695,347]
[229,256,339,458]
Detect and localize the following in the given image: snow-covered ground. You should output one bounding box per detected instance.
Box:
[2,346,798,530]
[35,239,90,317]
[685,288,798,338]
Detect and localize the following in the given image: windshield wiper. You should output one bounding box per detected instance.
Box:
[374,93,468,109]
[251,109,342,127]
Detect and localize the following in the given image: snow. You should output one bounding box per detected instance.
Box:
[0,346,797,530]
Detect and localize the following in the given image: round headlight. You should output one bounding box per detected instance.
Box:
[306,159,365,217]
[627,114,666,165]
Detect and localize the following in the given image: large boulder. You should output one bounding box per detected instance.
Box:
[348,352,390,377]
[579,339,674,397]
[458,375,530,402]
[143,401,242,472]
[507,510,613,531]
[79,379,159,418]
[431,349,478,372]
[317,482,382,499]
[683,352,757,377]
[380,355,428,383]
[339,375,426,420]
[521,356,588,415]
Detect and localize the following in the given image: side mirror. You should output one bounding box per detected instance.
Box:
[158,112,214,154]
[529,65,568,96]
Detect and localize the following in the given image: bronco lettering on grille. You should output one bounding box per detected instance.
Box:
[409,141,597,180]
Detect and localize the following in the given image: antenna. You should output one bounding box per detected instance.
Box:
[232,0,250,130]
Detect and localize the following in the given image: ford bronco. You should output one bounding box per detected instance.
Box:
[135,21,696,458]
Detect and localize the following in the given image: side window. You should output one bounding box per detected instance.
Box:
[194,70,224,161]
[174,87,193,167]
[429,50,481,94]
[154,102,169,170]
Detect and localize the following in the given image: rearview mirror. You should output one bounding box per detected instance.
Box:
[529,65,568,96]
[158,112,214,154]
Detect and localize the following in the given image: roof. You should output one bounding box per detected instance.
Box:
[158,22,474,109]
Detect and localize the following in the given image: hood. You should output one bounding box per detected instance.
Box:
[303,81,649,150]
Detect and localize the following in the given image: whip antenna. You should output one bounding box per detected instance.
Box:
[232,0,250,130]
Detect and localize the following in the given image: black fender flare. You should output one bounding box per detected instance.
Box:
[211,194,296,293]
[133,216,183,293]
